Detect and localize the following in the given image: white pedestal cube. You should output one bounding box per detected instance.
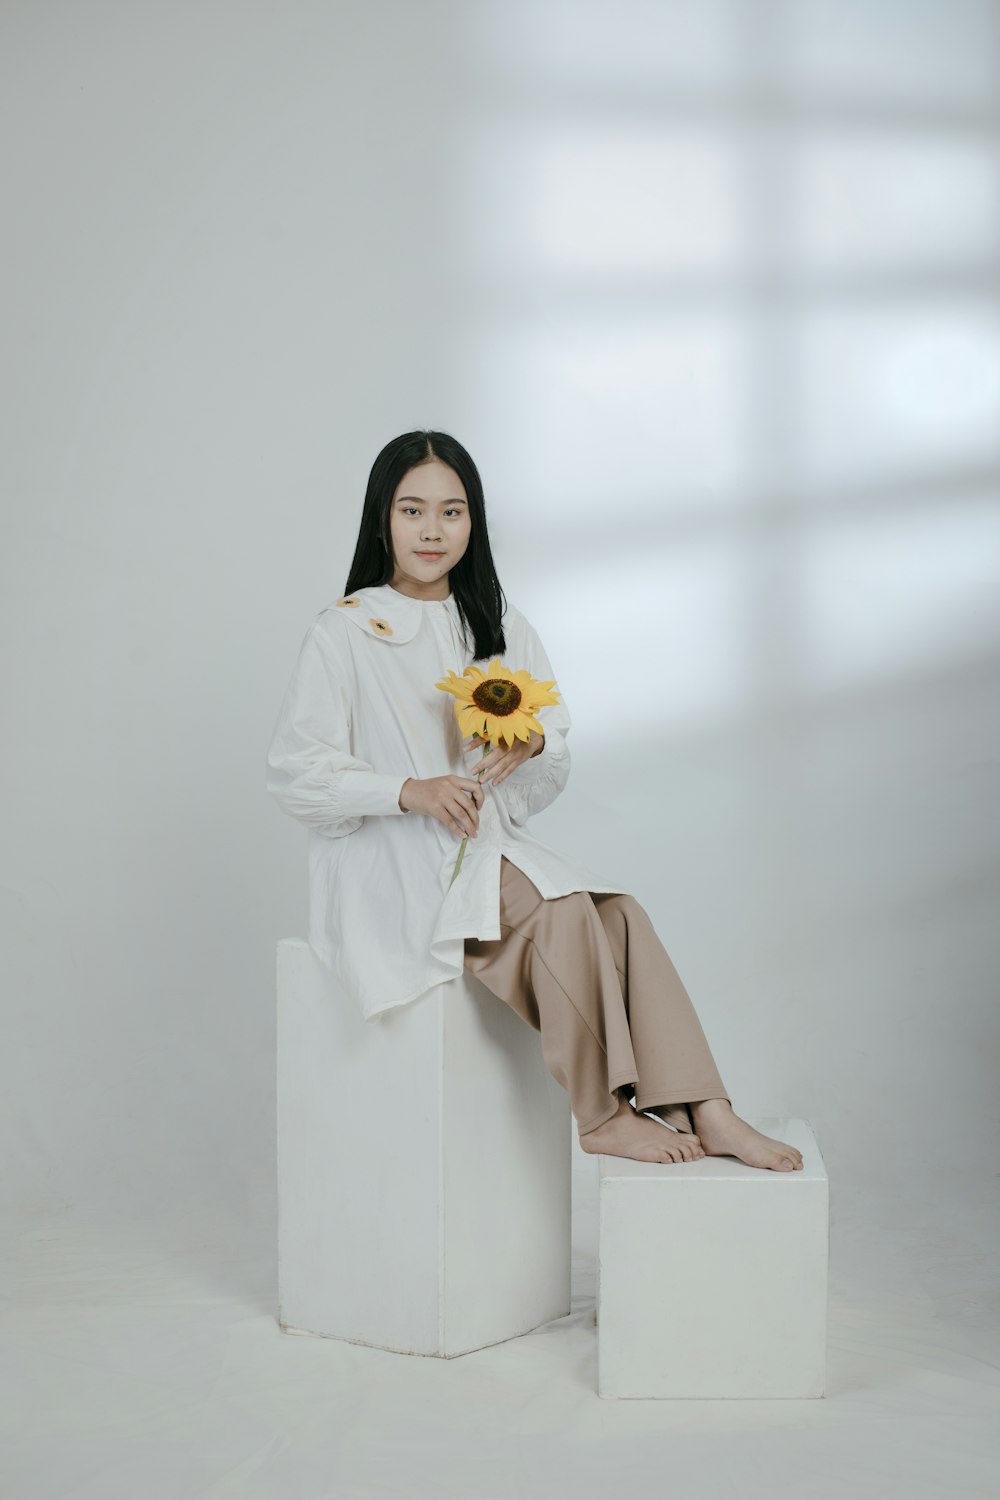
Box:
[597,1117,828,1398]
[276,939,571,1358]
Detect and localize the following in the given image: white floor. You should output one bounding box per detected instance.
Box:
[4,1148,998,1500]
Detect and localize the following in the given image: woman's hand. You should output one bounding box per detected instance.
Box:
[462,730,544,787]
[398,775,485,840]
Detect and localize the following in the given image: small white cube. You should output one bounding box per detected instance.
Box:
[597,1118,828,1398]
[277,939,572,1358]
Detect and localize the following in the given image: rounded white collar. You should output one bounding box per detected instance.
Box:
[326,582,457,645]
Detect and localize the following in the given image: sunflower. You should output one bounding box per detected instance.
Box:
[434,657,561,888]
[435,657,560,748]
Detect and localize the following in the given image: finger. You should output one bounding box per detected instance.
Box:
[484,749,527,785]
[478,753,509,783]
[452,797,479,836]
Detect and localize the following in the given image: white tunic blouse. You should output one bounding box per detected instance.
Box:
[265,581,629,1021]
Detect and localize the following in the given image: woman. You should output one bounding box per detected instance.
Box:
[266,430,802,1172]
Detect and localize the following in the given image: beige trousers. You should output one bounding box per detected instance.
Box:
[463,855,731,1138]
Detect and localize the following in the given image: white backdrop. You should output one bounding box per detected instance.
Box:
[3,1,999,1493]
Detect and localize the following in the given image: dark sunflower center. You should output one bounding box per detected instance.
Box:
[472,678,522,717]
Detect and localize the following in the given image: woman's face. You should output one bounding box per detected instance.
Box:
[388,460,472,598]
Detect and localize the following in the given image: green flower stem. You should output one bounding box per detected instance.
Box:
[447,738,491,888]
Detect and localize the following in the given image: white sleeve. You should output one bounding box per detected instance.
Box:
[490,610,572,828]
[265,617,408,837]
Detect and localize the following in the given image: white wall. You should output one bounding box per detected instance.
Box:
[3,0,999,1302]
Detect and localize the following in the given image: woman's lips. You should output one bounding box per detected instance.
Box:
[416,551,444,558]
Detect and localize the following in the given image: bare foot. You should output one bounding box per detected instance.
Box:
[689,1099,803,1172]
[580,1098,706,1164]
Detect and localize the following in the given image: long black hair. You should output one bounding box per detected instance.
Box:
[343,430,508,661]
